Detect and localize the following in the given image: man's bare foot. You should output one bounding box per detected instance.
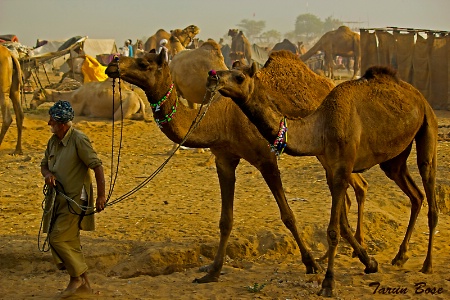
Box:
[75,283,93,295]
[60,276,83,298]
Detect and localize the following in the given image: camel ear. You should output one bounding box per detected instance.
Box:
[248,62,258,77]
[156,49,166,66]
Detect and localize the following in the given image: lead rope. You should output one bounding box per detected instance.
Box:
[108,77,125,202]
[38,81,218,214]
[105,85,218,207]
[37,184,56,252]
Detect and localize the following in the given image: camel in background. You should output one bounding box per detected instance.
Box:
[301,26,360,79]
[0,44,23,155]
[270,39,303,56]
[30,79,147,121]
[228,29,252,65]
[207,63,438,297]
[144,25,200,53]
[105,50,371,285]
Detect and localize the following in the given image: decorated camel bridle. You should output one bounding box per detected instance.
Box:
[150,83,179,128]
[207,69,288,158]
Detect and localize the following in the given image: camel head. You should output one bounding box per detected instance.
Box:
[105,51,170,96]
[184,25,200,37]
[206,62,258,102]
[29,88,50,109]
[228,29,239,38]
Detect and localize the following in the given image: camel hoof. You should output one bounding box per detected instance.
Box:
[420,260,433,274]
[317,287,335,297]
[364,258,378,274]
[193,273,219,283]
[392,252,409,267]
[306,261,322,274]
[198,264,212,272]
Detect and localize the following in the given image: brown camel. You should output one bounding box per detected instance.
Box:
[105,50,329,283]
[270,39,299,55]
[144,25,200,53]
[105,50,370,284]
[207,64,438,297]
[301,26,360,80]
[217,50,370,250]
[0,44,24,155]
[228,29,252,65]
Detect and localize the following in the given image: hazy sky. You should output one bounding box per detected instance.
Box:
[1,0,449,48]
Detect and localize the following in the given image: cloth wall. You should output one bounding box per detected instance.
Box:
[360,30,378,74]
[376,31,396,67]
[394,32,415,83]
[429,36,449,109]
[412,34,431,100]
[360,29,450,110]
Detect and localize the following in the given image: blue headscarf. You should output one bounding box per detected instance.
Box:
[49,100,74,123]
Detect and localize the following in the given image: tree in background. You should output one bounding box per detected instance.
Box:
[323,16,344,32]
[236,19,266,40]
[295,13,323,42]
[259,29,282,44]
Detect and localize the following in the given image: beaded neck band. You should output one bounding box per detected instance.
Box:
[151,83,174,112]
[269,117,288,157]
[154,97,178,128]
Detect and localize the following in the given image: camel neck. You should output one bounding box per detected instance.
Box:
[150,83,175,112]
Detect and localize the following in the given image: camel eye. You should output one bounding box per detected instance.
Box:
[236,74,245,84]
[137,59,149,69]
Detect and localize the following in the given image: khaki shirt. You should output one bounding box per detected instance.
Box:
[41,126,102,231]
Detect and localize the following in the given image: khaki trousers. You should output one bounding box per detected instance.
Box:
[49,195,88,277]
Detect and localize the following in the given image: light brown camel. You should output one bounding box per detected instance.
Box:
[228,29,252,65]
[219,50,369,251]
[105,49,370,284]
[168,35,185,59]
[0,44,24,155]
[30,79,147,121]
[301,26,360,80]
[144,25,200,53]
[207,64,438,297]
[169,40,228,107]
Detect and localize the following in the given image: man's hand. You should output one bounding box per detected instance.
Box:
[96,195,107,212]
[44,173,56,186]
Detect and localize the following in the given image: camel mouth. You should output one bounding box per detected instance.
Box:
[105,66,120,79]
[206,70,220,92]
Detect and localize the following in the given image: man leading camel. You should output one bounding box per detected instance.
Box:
[40,100,106,296]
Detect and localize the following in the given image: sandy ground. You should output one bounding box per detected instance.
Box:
[1,101,450,300]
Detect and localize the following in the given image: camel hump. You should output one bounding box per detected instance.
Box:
[200,40,221,51]
[362,66,398,81]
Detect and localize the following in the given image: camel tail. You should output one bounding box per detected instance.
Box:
[11,54,23,87]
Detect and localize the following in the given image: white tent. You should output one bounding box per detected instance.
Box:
[82,39,117,57]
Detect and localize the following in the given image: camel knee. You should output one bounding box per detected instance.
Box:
[219,219,232,236]
[281,212,297,231]
[327,229,339,247]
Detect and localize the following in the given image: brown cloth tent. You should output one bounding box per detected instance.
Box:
[360,27,450,110]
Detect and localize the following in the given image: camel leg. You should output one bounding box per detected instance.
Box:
[348,174,368,250]
[318,168,348,297]
[415,121,438,274]
[193,152,240,283]
[0,95,13,149]
[317,157,368,261]
[379,144,425,268]
[10,79,23,155]
[257,158,321,274]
